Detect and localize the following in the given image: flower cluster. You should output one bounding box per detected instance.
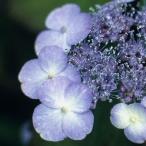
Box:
[68,0,146,143]
[19,4,94,141]
[18,0,146,144]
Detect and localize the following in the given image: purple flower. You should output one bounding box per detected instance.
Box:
[33,77,94,141]
[35,4,92,55]
[110,103,146,144]
[18,46,81,99]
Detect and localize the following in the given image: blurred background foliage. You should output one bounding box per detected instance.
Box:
[0,0,145,146]
[8,0,108,30]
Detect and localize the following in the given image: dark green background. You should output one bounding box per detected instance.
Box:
[0,0,145,146]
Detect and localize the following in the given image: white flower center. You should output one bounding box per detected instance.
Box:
[48,70,56,79]
[61,106,69,113]
[129,113,140,124]
[59,100,74,114]
[130,117,137,123]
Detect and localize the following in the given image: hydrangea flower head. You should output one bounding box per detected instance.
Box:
[18,46,80,99]
[110,103,146,144]
[33,77,94,141]
[35,4,92,54]
[18,0,146,144]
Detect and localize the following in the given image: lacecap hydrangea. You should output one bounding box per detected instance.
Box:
[18,0,146,144]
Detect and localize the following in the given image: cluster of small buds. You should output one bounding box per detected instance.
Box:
[69,44,118,101]
[117,41,146,102]
[18,0,146,144]
[91,1,135,43]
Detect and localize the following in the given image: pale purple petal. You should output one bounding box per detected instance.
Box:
[35,30,70,55]
[67,13,92,45]
[110,103,130,129]
[64,83,93,112]
[124,124,146,144]
[59,64,81,82]
[141,96,146,108]
[45,4,80,30]
[38,77,72,108]
[63,111,94,140]
[18,59,47,83]
[38,46,67,75]
[33,104,66,141]
[21,81,44,99]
